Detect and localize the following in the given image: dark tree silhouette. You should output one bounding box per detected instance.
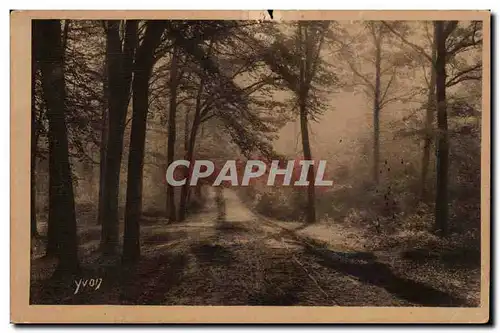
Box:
[434,21,450,236]
[123,21,167,264]
[100,20,138,257]
[34,19,79,275]
[166,45,180,223]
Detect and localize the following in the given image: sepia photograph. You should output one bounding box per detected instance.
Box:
[10,10,490,323]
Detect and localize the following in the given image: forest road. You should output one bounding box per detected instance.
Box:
[128,187,467,307]
[30,187,471,306]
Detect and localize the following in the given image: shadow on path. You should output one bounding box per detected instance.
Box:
[402,247,481,270]
[257,216,469,307]
[215,219,249,234]
[305,246,468,307]
[123,252,189,304]
[191,242,234,266]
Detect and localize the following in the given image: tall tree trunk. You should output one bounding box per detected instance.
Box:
[298,23,316,224]
[123,21,166,265]
[373,32,382,185]
[178,110,202,221]
[420,27,438,201]
[182,109,192,214]
[166,46,179,222]
[178,79,204,222]
[434,21,449,237]
[46,132,58,256]
[122,70,147,265]
[97,58,109,225]
[299,104,316,224]
[101,20,137,257]
[40,20,64,257]
[35,19,79,275]
[31,38,39,238]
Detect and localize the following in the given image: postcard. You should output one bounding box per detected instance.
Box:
[10,10,490,323]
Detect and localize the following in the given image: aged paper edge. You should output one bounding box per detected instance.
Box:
[10,10,491,324]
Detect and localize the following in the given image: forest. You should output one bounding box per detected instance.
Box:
[30,19,483,306]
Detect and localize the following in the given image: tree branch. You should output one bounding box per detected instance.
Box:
[446,62,482,87]
[381,21,432,63]
[347,60,375,92]
[379,68,397,106]
[445,25,482,59]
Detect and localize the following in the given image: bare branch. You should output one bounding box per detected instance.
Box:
[446,62,482,87]
[346,59,375,92]
[379,68,397,105]
[446,26,482,59]
[381,21,432,63]
[380,88,421,109]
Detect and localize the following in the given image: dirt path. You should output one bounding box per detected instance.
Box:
[31,187,473,306]
[127,188,468,306]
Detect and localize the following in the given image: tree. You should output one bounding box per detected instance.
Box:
[297,22,321,223]
[97,56,109,225]
[34,19,79,275]
[175,23,286,221]
[147,21,288,221]
[383,20,481,235]
[100,20,138,257]
[421,23,437,201]
[434,21,449,236]
[341,22,414,185]
[383,21,482,200]
[259,21,336,223]
[44,20,75,257]
[49,20,109,223]
[176,52,208,222]
[123,20,167,264]
[30,62,50,241]
[166,45,180,222]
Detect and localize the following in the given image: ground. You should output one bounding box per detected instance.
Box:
[30,188,480,306]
